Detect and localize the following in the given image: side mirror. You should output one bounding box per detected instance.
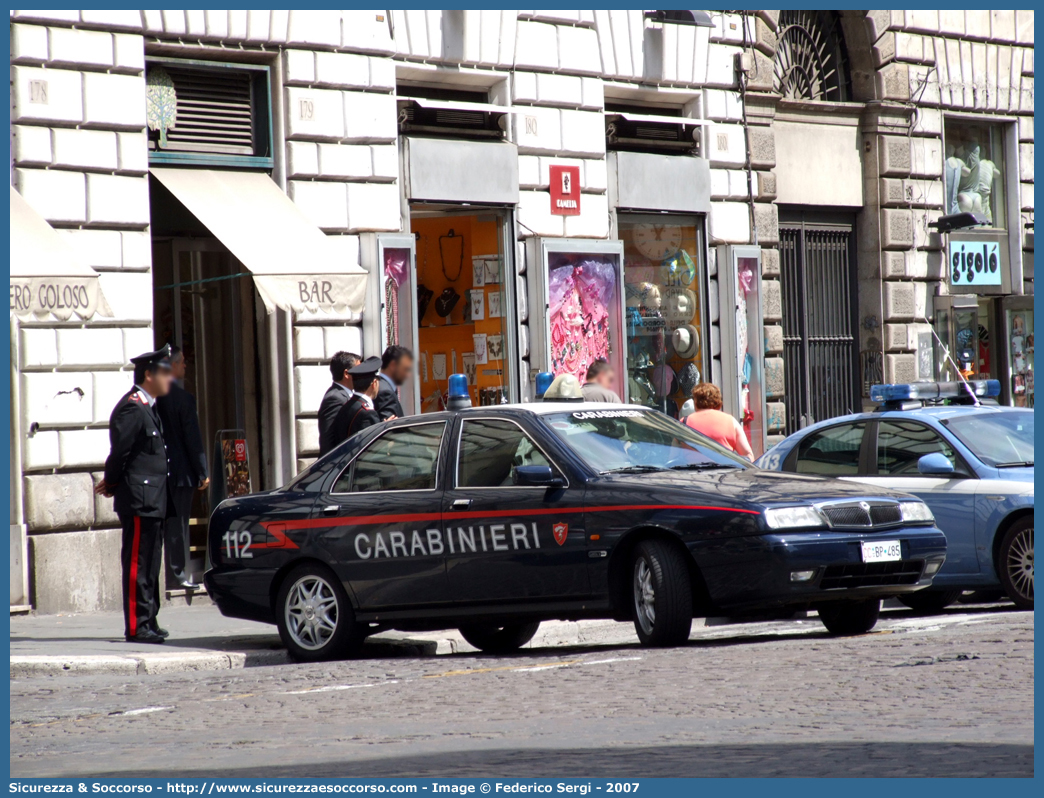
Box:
[917,452,955,476]
[513,465,565,487]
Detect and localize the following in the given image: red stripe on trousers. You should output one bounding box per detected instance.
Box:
[129,516,141,637]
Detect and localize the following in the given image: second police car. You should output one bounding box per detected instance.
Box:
[205,400,948,661]
[758,381,1033,612]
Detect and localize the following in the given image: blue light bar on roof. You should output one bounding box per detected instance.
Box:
[870,380,1001,403]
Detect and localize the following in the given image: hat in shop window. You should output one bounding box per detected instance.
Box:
[678,362,701,397]
[638,282,662,311]
[664,288,696,323]
[671,324,701,360]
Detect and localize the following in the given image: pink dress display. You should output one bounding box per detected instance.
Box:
[548,258,617,383]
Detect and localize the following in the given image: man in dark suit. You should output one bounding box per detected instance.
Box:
[329,356,382,446]
[156,346,209,591]
[317,351,361,456]
[95,346,175,644]
[375,345,413,421]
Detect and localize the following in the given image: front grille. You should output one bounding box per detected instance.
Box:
[869,504,902,526]
[821,500,903,530]
[823,506,870,527]
[820,560,924,590]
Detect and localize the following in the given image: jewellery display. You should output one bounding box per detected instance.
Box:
[439,229,464,282]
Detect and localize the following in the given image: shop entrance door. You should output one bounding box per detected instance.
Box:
[151,238,263,589]
[408,206,516,412]
[779,215,858,433]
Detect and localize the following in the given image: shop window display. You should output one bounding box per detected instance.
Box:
[619,217,706,415]
[943,119,1006,228]
[1007,310,1034,408]
[547,255,620,384]
[411,214,512,412]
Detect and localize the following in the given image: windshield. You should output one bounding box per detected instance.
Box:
[942,410,1034,467]
[543,409,750,473]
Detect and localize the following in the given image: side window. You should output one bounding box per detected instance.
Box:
[458,419,554,488]
[877,421,957,476]
[793,423,866,475]
[334,423,445,493]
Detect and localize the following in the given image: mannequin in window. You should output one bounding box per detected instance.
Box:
[975,157,999,225]
[944,143,967,215]
[956,143,983,216]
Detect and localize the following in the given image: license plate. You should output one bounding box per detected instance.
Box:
[861,540,902,563]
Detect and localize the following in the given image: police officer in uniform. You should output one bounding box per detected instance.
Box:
[95,346,175,644]
[329,356,382,446]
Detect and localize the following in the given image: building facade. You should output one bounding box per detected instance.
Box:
[9,10,1033,613]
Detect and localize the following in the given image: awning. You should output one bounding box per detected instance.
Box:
[150,168,368,316]
[10,188,111,321]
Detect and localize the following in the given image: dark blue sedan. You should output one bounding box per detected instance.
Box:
[205,403,947,661]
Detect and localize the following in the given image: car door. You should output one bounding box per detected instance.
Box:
[787,421,868,477]
[442,415,592,605]
[319,420,452,610]
[857,419,980,575]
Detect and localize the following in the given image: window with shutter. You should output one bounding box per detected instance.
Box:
[146,58,273,169]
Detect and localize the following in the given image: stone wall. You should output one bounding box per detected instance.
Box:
[867,10,1034,382]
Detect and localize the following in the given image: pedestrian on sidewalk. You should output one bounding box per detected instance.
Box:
[683,383,754,461]
[376,345,412,420]
[581,359,622,403]
[95,346,176,644]
[330,356,383,445]
[318,351,361,457]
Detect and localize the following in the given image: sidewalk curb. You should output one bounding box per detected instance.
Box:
[10,638,439,678]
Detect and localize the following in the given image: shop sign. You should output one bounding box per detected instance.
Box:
[9,277,106,321]
[948,239,1001,288]
[549,165,581,216]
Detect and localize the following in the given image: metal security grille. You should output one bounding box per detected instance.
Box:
[779,221,858,434]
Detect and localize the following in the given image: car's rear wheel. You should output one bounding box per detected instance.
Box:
[818,598,881,635]
[276,564,360,662]
[631,539,693,647]
[897,589,962,614]
[459,622,540,653]
[998,518,1033,610]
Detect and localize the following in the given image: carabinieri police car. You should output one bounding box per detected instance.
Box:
[757,380,1033,613]
[205,399,947,661]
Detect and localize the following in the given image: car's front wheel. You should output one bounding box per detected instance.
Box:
[897,589,962,614]
[459,622,540,653]
[818,598,881,635]
[631,539,693,647]
[998,518,1033,610]
[276,564,360,661]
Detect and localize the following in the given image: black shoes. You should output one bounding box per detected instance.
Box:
[152,626,170,638]
[125,629,166,644]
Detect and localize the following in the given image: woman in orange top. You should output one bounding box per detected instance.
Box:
[683,383,755,461]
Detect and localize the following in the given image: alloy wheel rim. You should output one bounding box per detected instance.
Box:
[285,575,338,651]
[633,558,656,635]
[1007,527,1034,601]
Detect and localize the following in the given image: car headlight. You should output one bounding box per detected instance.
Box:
[764,506,826,530]
[900,500,935,524]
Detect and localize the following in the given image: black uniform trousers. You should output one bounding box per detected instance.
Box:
[120,512,164,638]
[164,486,195,585]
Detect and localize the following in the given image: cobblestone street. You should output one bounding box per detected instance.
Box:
[10,604,1033,778]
